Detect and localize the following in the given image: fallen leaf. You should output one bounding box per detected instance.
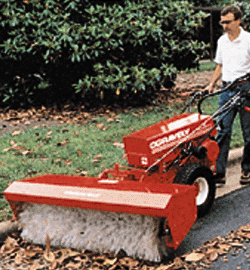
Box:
[93,254,106,262]
[50,260,58,270]
[29,261,41,270]
[238,228,250,237]
[64,159,72,166]
[103,258,117,265]
[106,118,114,123]
[92,154,102,163]
[24,247,43,258]
[232,242,247,250]
[96,123,105,130]
[185,252,204,262]
[44,233,55,262]
[12,130,21,136]
[44,252,55,263]
[38,143,44,148]
[12,145,28,151]
[217,243,232,253]
[65,261,82,268]
[10,140,16,146]
[241,225,250,233]
[22,150,34,156]
[54,248,80,258]
[173,257,184,268]
[57,139,70,147]
[46,131,53,138]
[156,264,175,270]
[209,251,219,262]
[221,256,229,262]
[76,150,82,156]
[24,121,31,126]
[14,253,23,265]
[119,257,139,267]
[54,248,80,264]
[3,236,19,251]
[112,142,124,148]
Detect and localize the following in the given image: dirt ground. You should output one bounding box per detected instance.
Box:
[175,70,220,89]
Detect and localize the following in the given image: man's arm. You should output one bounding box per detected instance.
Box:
[206,64,222,93]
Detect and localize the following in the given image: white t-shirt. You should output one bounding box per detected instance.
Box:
[215,27,250,82]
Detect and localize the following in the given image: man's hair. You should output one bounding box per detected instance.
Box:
[221,5,242,20]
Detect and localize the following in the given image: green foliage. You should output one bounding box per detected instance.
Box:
[237,2,250,32]
[189,0,219,7]
[0,0,207,108]
[189,0,239,7]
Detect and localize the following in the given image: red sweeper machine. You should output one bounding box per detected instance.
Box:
[4,73,250,262]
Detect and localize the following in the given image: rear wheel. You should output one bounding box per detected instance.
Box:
[173,163,215,217]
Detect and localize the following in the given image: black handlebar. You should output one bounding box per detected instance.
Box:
[197,72,250,115]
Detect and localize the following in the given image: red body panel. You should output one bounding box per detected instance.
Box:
[5,174,197,249]
[123,113,217,167]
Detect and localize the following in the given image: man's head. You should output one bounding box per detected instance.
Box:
[220,5,242,35]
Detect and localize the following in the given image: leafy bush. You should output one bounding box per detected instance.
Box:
[237,2,250,32]
[189,0,219,7]
[0,0,207,108]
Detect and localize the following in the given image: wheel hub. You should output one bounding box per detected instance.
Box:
[194,176,209,206]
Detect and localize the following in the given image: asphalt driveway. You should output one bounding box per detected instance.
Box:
[177,154,250,269]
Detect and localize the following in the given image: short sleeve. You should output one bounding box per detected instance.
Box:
[214,38,222,64]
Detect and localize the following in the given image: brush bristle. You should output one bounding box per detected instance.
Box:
[19,203,169,262]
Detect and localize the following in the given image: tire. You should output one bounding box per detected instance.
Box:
[173,163,215,217]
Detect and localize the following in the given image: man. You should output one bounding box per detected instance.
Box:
[207,5,250,185]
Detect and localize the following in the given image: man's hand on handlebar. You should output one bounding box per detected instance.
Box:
[204,83,214,94]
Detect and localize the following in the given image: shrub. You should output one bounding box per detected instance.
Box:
[0,0,207,108]
[237,2,250,32]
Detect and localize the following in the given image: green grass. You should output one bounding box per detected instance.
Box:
[185,61,217,73]
[199,61,217,72]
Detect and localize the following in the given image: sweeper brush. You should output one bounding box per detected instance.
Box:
[5,174,197,261]
[4,73,250,262]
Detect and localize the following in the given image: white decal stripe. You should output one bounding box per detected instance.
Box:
[6,182,172,209]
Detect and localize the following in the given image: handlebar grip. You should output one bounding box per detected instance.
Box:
[244,106,250,112]
[203,89,209,96]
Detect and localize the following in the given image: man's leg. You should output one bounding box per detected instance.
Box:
[239,83,250,184]
[215,90,237,183]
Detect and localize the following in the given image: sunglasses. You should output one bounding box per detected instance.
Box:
[219,19,236,25]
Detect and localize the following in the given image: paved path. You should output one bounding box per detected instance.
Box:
[178,183,250,269]
[216,147,244,198]
[176,147,250,269]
